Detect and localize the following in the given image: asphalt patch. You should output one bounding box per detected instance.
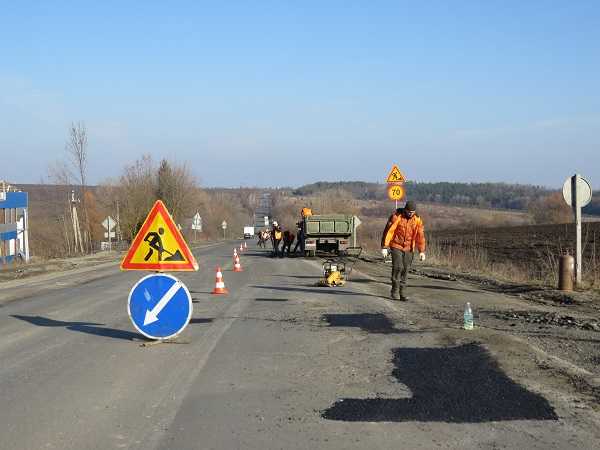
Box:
[322,343,558,423]
[496,311,600,331]
[322,313,406,334]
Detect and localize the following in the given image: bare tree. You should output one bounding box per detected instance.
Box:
[528,192,571,224]
[156,159,198,223]
[117,155,158,240]
[65,122,91,252]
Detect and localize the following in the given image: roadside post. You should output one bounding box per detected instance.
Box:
[121,200,199,342]
[352,216,362,248]
[222,220,227,240]
[562,174,593,288]
[386,164,406,209]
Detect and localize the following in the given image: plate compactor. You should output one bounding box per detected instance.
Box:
[316,247,362,287]
[318,260,347,287]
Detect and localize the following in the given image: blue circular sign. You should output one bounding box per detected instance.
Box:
[128,274,192,340]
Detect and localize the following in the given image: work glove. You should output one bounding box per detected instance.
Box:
[381,248,389,258]
[419,252,426,262]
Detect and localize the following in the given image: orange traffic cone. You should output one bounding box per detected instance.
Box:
[233,248,238,258]
[244,242,248,250]
[240,243,244,253]
[212,266,229,295]
[233,254,243,272]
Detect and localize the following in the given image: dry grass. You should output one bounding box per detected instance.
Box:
[348,198,598,289]
[423,236,600,289]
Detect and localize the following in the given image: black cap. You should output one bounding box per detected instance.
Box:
[404,200,416,211]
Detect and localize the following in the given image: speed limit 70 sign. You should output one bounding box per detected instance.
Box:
[387,184,405,201]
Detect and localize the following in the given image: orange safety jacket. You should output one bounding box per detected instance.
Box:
[381,210,426,253]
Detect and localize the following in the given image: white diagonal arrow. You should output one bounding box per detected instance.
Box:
[143,280,183,326]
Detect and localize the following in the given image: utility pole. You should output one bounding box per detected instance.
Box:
[116,199,122,242]
[71,190,84,254]
[107,216,112,252]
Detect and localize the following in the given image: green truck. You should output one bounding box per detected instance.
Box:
[302,214,359,256]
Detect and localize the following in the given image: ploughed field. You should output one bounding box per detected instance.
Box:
[430,222,600,270]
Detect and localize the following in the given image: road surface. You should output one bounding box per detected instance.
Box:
[1,241,599,449]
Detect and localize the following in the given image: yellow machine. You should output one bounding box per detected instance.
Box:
[318,260,347,287]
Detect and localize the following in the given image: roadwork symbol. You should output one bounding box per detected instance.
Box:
[385,165,406,183]
[128,273,192,340]
[121,200,198,271]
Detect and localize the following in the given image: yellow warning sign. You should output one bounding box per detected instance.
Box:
[121,200,198,271]
[386,165,406,183]
[388,184,405,201]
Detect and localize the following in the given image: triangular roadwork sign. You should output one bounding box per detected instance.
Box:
[121,200,198,271]
[386,165,406,183]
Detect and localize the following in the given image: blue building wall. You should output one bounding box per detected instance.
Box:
[1,191,29,264]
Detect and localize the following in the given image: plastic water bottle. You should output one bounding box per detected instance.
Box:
[464,302,474,330]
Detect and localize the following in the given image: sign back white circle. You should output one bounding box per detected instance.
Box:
[563,175,592,207]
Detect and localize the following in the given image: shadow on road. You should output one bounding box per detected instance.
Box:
[11,314,145,341]
[323,313,408,334]
[322,343,558,423]
[250,285,383,298]
[271,275,319,279]
[255,298,289,302]
[190,318,214,324]
[346,278,380,284]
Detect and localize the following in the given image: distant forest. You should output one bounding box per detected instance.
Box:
[292,181,600,215]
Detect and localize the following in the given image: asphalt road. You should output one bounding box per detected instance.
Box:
[1,241,598,449]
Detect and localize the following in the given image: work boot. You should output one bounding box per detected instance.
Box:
[390,290,401,300]
[399,288,410,301]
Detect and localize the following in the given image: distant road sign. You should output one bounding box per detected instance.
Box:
[192,213,202,231]
[386,165,406,183]
[121,200,198,271]
[222,221,227,230]
[104,231,116,239]
[563,175,592,207]
[387,184,405,201]
[102,216,116,231]
[128,273,192,340]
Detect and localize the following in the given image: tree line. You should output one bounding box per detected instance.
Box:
[292,180,600,215]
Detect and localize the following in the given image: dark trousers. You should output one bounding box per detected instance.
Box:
[293,233,304,254]
[391,248,414,295]
[282,241,293,256]
[273,239,281,257]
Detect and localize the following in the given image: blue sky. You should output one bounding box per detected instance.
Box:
[1,1,598,188]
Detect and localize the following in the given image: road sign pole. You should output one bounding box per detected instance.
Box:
[563,173,592,289]
[572,175,582,287]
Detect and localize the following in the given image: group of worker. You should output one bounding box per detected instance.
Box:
[264,207,312,258]
[269,220,305,258]
[260,201,427,302]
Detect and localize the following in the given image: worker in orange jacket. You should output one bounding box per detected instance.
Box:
[380,201,426,301]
